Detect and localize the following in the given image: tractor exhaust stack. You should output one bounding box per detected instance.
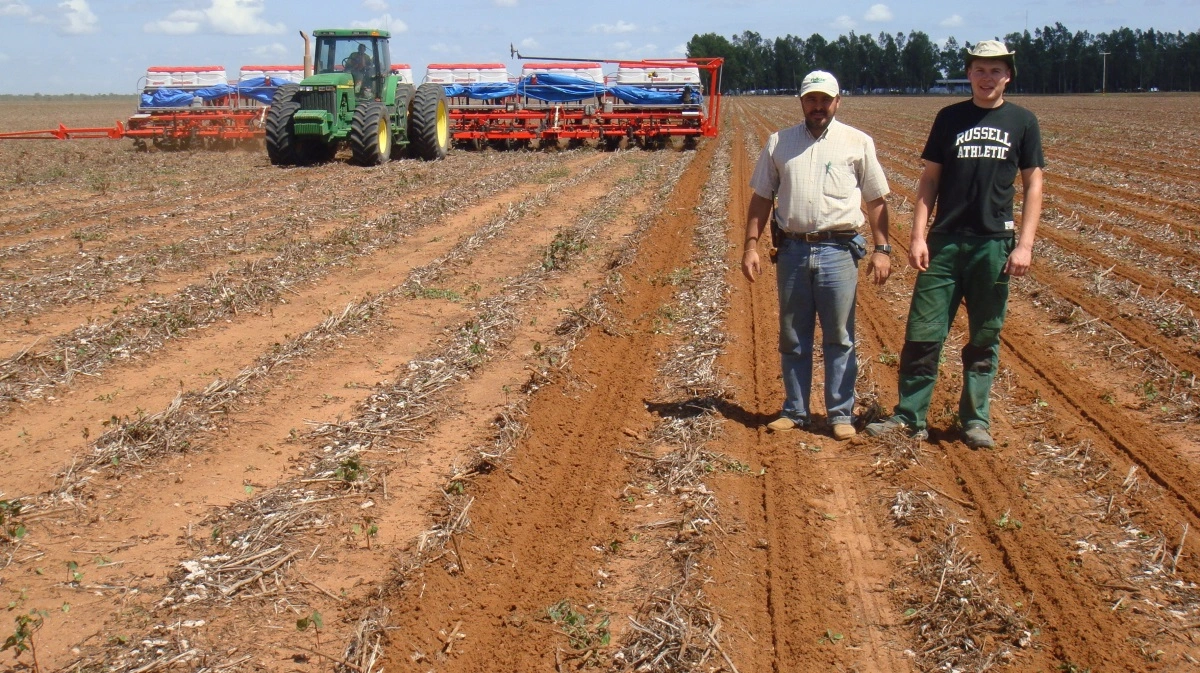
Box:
[301,31,312,78]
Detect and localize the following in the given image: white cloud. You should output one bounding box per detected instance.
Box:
[1,1,32,17]
[60,0,98,34]
[146,0,284,36]
[939,14,964,28]
[613,41,631,50]
[363,0,388,10]
[144,9,204,35]
[520,37,538,48]
[671,43,687,56]
[590,20,637,34]
[349,13,407,32]
[864,4,892,22]
[0,51,9,62]
[250,42,289,58]
[206,0,283,35]
[833,14,856,31]
[494,0,518,6]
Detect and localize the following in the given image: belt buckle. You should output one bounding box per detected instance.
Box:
[802,232,821,242]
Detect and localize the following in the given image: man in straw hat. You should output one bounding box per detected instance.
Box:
[742,70,893,441]
[866,40,1044,449]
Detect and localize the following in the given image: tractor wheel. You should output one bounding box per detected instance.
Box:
[390,84,416,159]
[350,101,392,166]
[394,83,415,113]
[408,82,450,161]
[265,100,301,166]
[272,83,299,105]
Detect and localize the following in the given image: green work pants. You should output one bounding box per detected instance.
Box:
[893,234,1014,431]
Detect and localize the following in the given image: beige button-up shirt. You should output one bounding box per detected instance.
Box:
[749,118,889,234]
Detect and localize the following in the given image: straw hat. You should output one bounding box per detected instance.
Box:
[965,40,1017,75]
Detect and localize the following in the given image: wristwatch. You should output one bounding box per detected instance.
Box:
[873,244,892,255]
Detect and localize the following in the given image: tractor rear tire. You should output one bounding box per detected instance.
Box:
[265,100,301,166]
[350,101,392,166]
[390,84,416,159]
[409,82,450,161]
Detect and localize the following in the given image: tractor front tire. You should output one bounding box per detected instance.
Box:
[409,83,450,161]
[265,100,301,166]
[272,83,299,105]
[350,101,392,166]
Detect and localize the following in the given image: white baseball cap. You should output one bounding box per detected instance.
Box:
[800,70,840,98]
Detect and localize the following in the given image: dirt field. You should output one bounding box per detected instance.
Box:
[1,93,1199,672]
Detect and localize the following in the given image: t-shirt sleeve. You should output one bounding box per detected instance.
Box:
[859,135,890,202]
[1019,113,1045,170]
[920,109,947,165]
[748,136,779,200]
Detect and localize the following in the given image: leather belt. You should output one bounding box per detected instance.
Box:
[779,230,857,242]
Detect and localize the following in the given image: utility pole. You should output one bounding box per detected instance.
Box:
[1100,51,1110,94]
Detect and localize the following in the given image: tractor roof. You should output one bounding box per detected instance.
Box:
[312,28,390,38]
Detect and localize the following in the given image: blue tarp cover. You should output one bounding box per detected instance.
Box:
[443,82,519,100]
[608,85,700,105]
[140,88,200,107]
[516,73,608,102]
[440,72,702,105]
[235,77,284,104]
[140,78,285,107]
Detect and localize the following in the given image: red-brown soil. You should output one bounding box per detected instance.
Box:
[2,94,1199,673]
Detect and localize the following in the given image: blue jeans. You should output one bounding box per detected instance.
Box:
[775,238,859,425]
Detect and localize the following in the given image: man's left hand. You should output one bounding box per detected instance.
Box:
[868,252,891,285]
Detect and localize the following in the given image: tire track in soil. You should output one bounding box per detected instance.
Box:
[707,99,914,672]
[2,150,665,672]
[366,145,711,673]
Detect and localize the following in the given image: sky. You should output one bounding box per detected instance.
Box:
[0,0,1197,95]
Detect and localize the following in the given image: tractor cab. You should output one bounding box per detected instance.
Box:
[312,30,391,100]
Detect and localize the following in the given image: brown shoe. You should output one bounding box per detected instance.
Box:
[767,417,796,431]
[831,423,856,441]
[767,416,805,431]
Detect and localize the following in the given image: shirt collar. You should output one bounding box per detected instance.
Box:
[804,118,838,141]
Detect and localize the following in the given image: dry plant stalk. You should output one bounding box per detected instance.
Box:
[907,524,1029,671]
[618,138,738,671]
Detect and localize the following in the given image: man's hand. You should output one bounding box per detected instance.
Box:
[742,248,761,282]
[1004,244,1033,276]
[909,238,930,272]
[868,252,891,284]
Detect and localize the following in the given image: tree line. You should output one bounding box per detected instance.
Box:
[688,23,1200,94]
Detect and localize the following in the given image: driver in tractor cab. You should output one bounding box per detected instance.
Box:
[346,44,373,96]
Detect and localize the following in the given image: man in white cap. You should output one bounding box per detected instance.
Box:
[866,40,1044,449]
[742,70,892,441]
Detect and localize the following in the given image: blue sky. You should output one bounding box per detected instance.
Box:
[1,0,1197,94]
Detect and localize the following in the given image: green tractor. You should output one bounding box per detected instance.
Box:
[266,28,449,166]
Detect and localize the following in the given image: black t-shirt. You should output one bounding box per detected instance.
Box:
[921,99,1045,237]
